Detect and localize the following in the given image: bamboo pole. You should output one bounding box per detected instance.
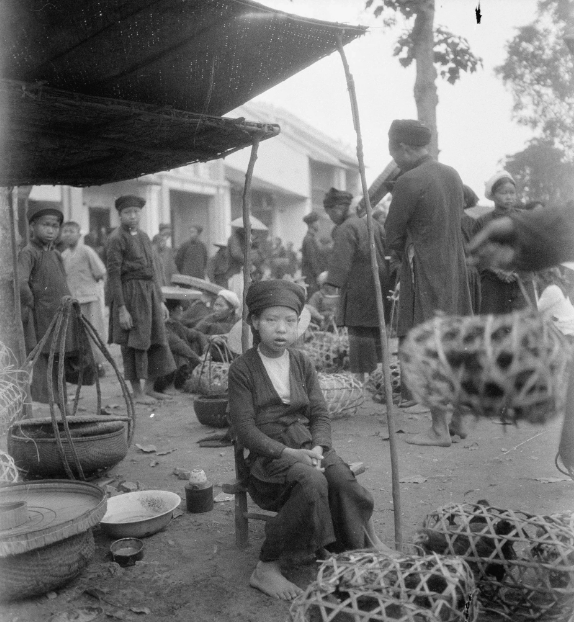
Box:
[336,34,403,550]
[241,138,261,354]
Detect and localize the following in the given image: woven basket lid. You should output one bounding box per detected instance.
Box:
[0,480,106,556]
[161,286,203,301]
[170,274,222,296]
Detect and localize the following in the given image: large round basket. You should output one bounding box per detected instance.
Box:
[318,373,364,419]
[300,327,349,373]
[193,397,229,428]
[0,529,94,601]
[8,425,128,478]
[400,309,571,424]
[419,502,574,621]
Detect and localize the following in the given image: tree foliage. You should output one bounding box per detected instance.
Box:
[366,0,482,85]
[503,139,574,208]
[495,0,574,160]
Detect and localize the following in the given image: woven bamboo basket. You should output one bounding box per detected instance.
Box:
[8,425,128,478]
[318,373,364,419]
[365,362,402,403]
[290,550,478,622]
[301,327,350,373]
[400,309,571,424]
[184,338,233,397]
[418,502,574,621]
[0,450,19,485]
[0,529,95,601]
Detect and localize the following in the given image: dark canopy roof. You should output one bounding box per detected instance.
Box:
[0,0,364,187]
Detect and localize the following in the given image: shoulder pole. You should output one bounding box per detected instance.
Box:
[336,33,403,550]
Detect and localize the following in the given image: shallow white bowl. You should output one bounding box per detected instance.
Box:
[100,490,182,539]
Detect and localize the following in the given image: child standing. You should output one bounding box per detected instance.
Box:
[106,195,175,404]
[475,172,536,314]
[228,280,393,601]
[19,205,76,408]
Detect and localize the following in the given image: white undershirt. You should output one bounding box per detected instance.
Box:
[258,347,291,404]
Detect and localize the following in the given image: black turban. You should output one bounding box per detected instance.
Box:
[246,280,306,319]
[388,119,431,147]
[115,195,146,212]
[26,203,64,224]
[303,211,319,225]
[323,188,353,210]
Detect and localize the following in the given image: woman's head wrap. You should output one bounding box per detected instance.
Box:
[484,171,515,201]
[27,203,64,224]
[217,289,240,311]
[323,188,353,210]
[388,120,432,147]
[246,280,306,319]
[115,195,146,212]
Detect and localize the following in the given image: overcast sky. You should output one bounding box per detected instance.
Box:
[253,0,539,203]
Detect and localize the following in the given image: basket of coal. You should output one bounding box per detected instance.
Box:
[289,549,478,622]
[365,362,402,404]
[301,327,350,373]
[400,309,571,424]
[318,373,364,419]
[417,501,574,621]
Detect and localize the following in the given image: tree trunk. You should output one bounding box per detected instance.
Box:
[0,187,26,365]
[413,0,439,159]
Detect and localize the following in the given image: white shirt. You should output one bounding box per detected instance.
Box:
[258,347,291,404]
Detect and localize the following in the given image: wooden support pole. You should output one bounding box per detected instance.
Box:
[336,35,403,551]
[240,138,261,354]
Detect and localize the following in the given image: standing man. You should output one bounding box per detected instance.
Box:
[61,221,108,376]
[324,188,389,382]
[152,225,178,287]
[385,119,472,446]
[175,225,208,279]
[106,195,176,405]
[301,211,322,298]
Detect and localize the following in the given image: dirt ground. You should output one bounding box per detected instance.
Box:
[2,344,574,622]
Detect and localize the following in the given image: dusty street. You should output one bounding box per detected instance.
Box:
[2,344,573,622]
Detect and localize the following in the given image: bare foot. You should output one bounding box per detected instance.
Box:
[399,399,417,409]
[133,393,157,405]
[406,428,452,447]
[449,413,468,439]
[161,385,180,396]
[249,561,303,601]
[145,390,172,400]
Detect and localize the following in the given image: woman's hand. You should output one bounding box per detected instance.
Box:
[119,306,133,330]
[282,447,324,471]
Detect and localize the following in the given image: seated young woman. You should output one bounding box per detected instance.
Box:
[194,289,240,336]
[228,280,395,601]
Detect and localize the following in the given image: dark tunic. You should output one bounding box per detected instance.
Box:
[386,155,472,337]
[174,239,208,279]
[18,239,77,402]
[194,311,237,336]
[228,348,374,560]
[461,212,482,314]
[165,319,204,367]
[474,207,536,314]
[206,247,229,288]
[301,232,322,296]
[153,246,178,287]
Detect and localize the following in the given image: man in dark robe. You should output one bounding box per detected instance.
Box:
[206,242,230,287]
[385,119,472,446]
[324,188,389,380]
[174,225,208,279]
[107,195,176,404]
[301,211,322,298]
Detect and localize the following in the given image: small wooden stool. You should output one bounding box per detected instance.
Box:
[222,442,365,548]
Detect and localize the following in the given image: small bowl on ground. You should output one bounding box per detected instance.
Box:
[100,490,182,539]
[109,538,144,567]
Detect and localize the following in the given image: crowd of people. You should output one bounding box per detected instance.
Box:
[16,117,574,603]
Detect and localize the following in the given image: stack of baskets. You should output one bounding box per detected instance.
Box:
[290,549,478,622]
[418,502,574,621]
[185,338,232,428]
[400,309,571,423]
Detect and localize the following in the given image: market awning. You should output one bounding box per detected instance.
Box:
[0,80,281,186]
[0,0,365,187]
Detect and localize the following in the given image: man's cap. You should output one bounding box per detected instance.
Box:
[323,188,353,210]
[303,211,320,225]
[27,203,64,224]
[115,195,146,212]
[388,119,432,147]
